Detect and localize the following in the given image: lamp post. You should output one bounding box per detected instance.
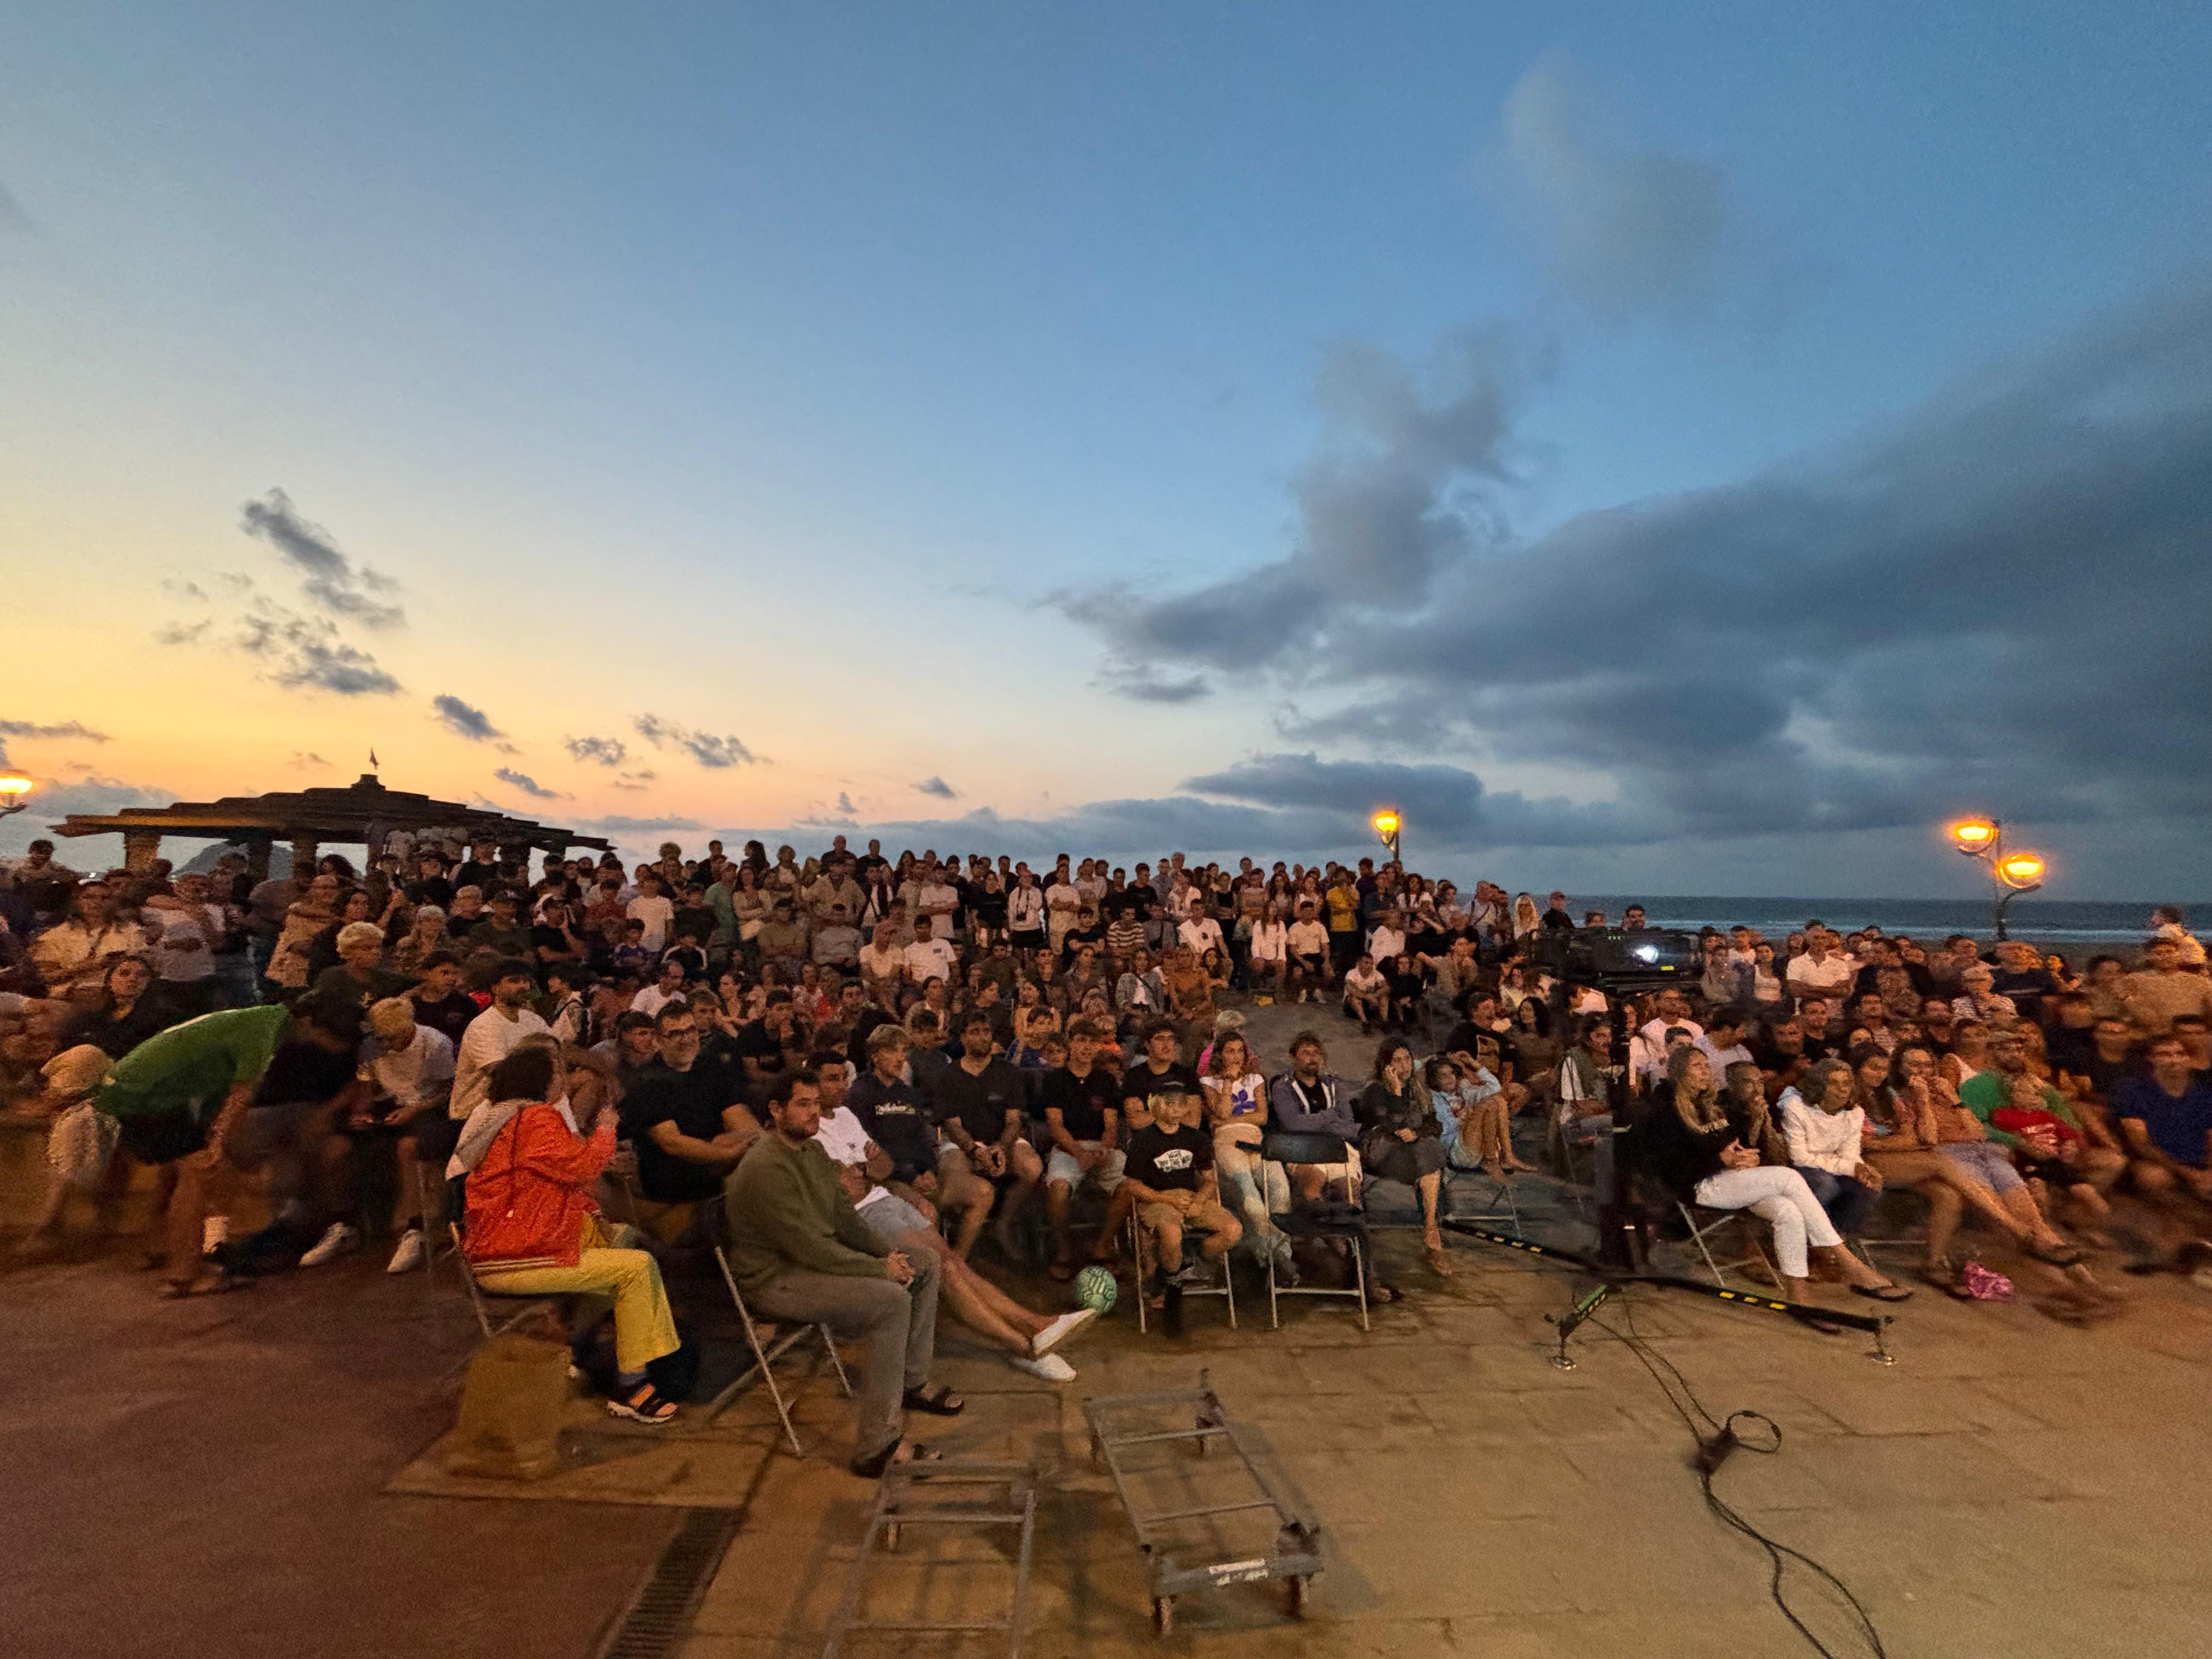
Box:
[0,770,33,820]
[1371,806,1402,866]
[1948,817,2045,941]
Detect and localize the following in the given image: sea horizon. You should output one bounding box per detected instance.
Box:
[1573,895,2200,949]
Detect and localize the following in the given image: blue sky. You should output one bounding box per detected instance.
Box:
[3,3,2209,896]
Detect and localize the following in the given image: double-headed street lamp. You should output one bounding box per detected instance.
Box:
[1948,816,2046,941]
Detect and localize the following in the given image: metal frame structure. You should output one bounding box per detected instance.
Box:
[820,1459,1037,1659]
[1438,1221,1896,1367]
[1082,1372,1324,1636]
[1127,1207,1235,1334]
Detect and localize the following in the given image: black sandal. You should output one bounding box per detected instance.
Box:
[605,1383,679,1426]
[849,1439,941,1479]
[902,1384,965,1416]
[1850,1283,1914,1303]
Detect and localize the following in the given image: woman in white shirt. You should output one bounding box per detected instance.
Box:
[1201,1032,1291,1276]
[1777,1057,1883,1237]
[1247,904,1290,1004]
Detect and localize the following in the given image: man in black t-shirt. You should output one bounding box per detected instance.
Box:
[624,1005,760,1240]
[1121,1086,1239,1299]
[1039,1017,1125,1278]
[850,1024,992,1244]
[1122,1020,1200,1133]
[220,989,374,1271]
[735,992,805,1088]
[930,1011,1043,1256]
[406,953,482,1050]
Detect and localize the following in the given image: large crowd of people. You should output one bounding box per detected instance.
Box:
[5,829,2211,1461]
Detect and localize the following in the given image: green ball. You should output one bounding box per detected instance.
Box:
[1074,1265,1118,1313]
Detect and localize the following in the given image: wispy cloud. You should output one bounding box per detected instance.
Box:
[154,619,211,646]
[0,719,111,744]
[290,751,329,769]
[233,605,402,696]
[634,713,757,769]
[494,766,563,800]
[1475,53,1729,321]
[913,776,958,799]
[565,735,628,767]
[240,489,405,628]
[584,813,706,833]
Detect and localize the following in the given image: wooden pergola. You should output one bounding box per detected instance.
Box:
[48,772,612,878]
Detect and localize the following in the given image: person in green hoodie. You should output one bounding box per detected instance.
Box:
[722,1069,957,1476]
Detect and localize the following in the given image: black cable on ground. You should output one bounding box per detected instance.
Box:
[1583,1299,1889,1659]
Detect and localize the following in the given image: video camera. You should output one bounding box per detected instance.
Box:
[1529,926,1703,994]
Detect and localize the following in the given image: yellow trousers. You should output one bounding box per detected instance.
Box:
[476,1216,679,1374]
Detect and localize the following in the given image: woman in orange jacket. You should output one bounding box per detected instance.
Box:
[465,1045,683,1424]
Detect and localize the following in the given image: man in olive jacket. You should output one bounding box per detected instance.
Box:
[722,1068,950,1475]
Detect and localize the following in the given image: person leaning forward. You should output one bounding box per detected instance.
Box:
[721,1069,961,1475]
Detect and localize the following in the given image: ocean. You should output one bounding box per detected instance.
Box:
[1576,896,2192,950]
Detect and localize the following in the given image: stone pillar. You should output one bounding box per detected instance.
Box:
[122,831,162,872]
[245,839,273,881]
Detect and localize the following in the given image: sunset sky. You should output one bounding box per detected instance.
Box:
[4,4,2210,896]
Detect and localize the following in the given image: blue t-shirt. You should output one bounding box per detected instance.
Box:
[2112,1075,2212,1168]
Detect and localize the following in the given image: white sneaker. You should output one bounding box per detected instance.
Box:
[202,1216,230,1254]
[385,1228,426,1273]
[299,1222,362,1267]
[1012,1352,1076,1383]
[1031,1307,1100,1357]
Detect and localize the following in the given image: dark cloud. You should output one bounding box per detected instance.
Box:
[633,713,756,769]
[1069,272,2212,858]
[835,792,859,816]
[239,489,405,628]
[431,694,506,743]
[162,578,208,602]
[1059,328,1532,697]
[612,770,656,792]
[290,752,329,769]
[0,719,110,744]
[912,776,958,800]
[154,619,211,646]
[233,605,402,696]
[565,735,628,767]
[1475,53,1728,320]
[1182,753,1638,848]
[494,767,563,800]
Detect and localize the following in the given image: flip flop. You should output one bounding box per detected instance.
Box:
[902,1383,965,1416]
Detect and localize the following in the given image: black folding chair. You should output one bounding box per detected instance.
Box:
[1260,1131,1369,1332]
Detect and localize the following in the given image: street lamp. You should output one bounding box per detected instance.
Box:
[0,770,33,819]
[1370,807,1402,865]
[1945,815,2045,940]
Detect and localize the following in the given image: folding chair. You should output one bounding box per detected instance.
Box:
[1442,1164,1521,1239]
[1127,1205,1235,1334]
[1675,1201,1776,1288]
[449,1223,573,1342]
[1547,1113,1595,1220]
[701,1195,851,1454]
[1260,1131,1369,1332]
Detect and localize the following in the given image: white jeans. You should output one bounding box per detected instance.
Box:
[1692,1165,1841,1279]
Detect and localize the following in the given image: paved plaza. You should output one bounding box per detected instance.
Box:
[6,1001,2211,1659]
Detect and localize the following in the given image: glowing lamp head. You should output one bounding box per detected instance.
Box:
[1950,818,1996,855]
[1371,808,1400,842]
[1997,851,2045,889]
[0,771,32,799]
